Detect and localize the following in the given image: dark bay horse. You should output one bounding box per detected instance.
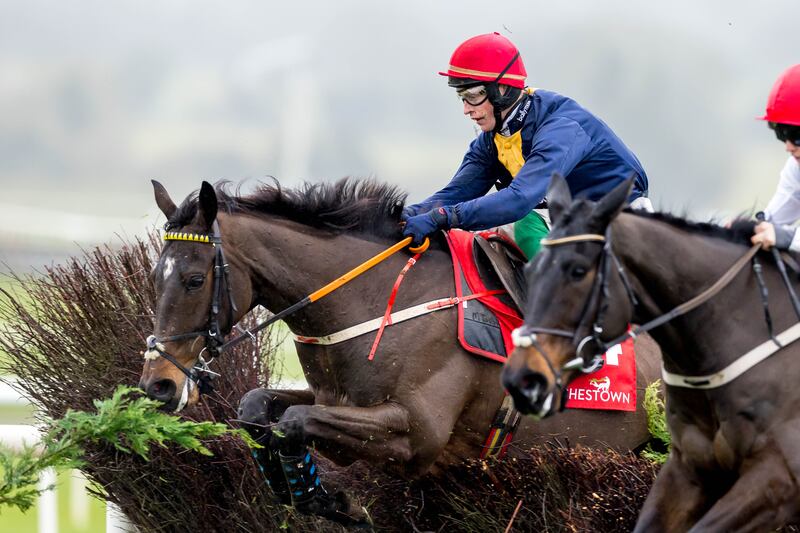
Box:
[503,175,800,531]
[139,178,661,526]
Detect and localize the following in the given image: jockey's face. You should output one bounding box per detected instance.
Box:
[461,88,496,132]
[459,84,516,133]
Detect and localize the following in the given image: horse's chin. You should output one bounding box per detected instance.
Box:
[509,387,557,419]
[161,383,200,413]
[530,391,556,419]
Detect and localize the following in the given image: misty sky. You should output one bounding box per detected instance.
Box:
[0,0,796,271]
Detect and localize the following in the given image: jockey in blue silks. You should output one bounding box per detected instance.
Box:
[402,32,652,257]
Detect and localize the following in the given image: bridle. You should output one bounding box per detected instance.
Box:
[143,219,429,408]
[144,220,238,400]
[511,226,761,401]
[511,228,638,395]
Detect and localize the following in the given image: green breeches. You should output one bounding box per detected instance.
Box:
[514,210,550,259]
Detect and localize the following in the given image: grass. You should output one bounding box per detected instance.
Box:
[269,321,304,383]
[0,276,27,371]
[641,380,670,464]
[0,469,106,533]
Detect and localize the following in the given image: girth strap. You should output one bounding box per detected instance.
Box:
[293,291,505,346]
[662,321,800,389]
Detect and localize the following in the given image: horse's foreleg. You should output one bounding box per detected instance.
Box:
[237,388,315,504]
[270,402,411,527]
[273,402,412,463]
[688,450,799,533]
[634,452,710,533]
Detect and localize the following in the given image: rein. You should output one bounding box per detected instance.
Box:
[513,229,761,387]
[604,242,760,349]
[145,224,428,397]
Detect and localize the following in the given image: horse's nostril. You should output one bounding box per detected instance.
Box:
[146,379,176,402]
[520,371,547,395]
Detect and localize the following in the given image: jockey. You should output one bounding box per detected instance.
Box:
[401,32,652,258]
[751,64,800,251]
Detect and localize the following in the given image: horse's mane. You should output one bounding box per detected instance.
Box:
[628,209,757,246]
[168,178,407,239]
[167,180,759,247]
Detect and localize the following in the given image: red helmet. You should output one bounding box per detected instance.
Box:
[439,32,527,89]
[759,64,800,126]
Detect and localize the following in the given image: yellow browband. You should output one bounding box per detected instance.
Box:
[163,231,212,243]
[540,234,606,246]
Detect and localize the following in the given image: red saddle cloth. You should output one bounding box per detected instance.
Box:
[445,229,522,362]
[564,338,637,412]
[445,229,636,412]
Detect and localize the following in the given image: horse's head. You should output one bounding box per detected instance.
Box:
[139,180,250,411]
[502,175,637,417]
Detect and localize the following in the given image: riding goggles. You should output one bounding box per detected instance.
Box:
[770,122,800,146]
[457,85,489,106]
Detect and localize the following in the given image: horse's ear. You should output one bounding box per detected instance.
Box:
[152,180,177,219]
[592,176,634,225]
[547,173,572,224]
[198,181,218,229]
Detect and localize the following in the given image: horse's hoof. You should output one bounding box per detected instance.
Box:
[268,488,292,506]
[295,490,372,529]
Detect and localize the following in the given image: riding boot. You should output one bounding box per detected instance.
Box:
[251,447,292,505]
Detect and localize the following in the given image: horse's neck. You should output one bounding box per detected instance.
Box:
[228,215,423,336]
[615,214,756,373]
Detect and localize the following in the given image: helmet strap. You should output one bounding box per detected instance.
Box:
[488,51,523,133]
[488,84,523,132]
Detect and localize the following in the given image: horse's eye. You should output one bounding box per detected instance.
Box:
[186,275,205,290]
[569,265,588,281]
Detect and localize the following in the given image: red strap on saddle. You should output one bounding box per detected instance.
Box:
[367,252,505,361]
[368,254,422,360]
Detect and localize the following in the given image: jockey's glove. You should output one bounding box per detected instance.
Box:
[774,224,797,251]
[402,206,459,245]
[401,204,423,221]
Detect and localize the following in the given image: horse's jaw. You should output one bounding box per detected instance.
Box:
[531,391,555,419]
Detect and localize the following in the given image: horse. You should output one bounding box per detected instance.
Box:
[138,177,662,527]
[502,174,800,531]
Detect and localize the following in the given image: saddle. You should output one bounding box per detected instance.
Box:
[444,230,524,361]
[472,231,528,312]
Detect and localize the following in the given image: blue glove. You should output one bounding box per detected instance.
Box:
[401,204,425,221]
[402,206,459,245]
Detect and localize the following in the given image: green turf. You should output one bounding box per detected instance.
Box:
[0,276,29,373]
[0,467,107,532]
[270,322,304,383]
[0,404,36,425]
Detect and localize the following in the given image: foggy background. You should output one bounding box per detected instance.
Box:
[1,0,796,273]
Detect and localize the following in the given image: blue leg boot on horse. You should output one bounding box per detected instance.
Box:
[238,388,372,528]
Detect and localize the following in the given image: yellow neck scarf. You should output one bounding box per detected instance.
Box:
[493,88,535,178]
